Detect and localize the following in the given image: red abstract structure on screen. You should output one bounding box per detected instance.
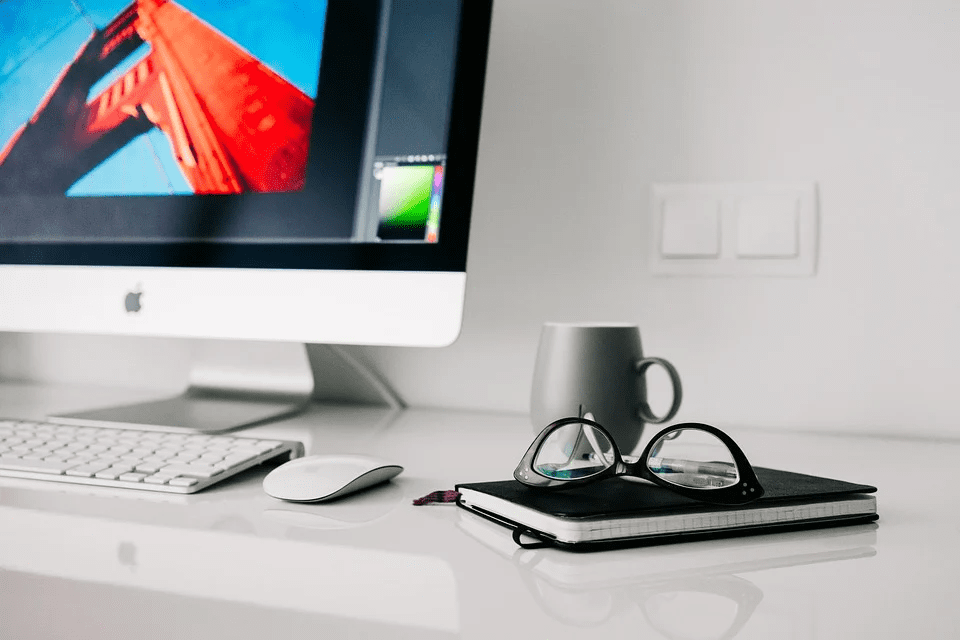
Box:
[0,0,314,194]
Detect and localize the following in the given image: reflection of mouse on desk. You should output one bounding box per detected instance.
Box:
[262,454,403,503]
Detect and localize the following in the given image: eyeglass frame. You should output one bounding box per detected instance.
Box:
[514,417,764,505]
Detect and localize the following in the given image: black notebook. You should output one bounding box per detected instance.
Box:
[456,467,878,551]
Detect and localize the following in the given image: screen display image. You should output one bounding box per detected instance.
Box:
[0,0,327,198]
[0,0,475,257]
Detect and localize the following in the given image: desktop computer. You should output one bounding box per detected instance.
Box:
[0,0,493,435]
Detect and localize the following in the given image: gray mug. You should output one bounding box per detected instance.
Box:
[530,322,682,455]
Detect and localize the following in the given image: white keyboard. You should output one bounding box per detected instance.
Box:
[0,419,304,494]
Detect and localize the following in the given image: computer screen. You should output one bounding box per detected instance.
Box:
[0,0,493,430]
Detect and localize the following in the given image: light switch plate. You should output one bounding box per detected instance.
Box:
[649,182,818,276]
[661,198,720,258]
[736,196,799,258]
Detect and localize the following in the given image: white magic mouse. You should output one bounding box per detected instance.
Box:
[262,454,403,503]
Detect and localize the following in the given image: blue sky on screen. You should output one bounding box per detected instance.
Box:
[0,0,327,196]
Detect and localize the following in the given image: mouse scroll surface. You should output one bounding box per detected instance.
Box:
[263,454,403,503]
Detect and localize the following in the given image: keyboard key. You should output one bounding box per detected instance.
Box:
[118,473,148,483]
[168,477,199,488]
[135,463,163,474]
[32,447,59,456]
[108,464,135,474]
[66,463,112,478]
[158,463,223,479]
[220,452,259,466]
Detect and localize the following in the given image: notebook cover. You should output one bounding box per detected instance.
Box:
[455,467,878,551]
[457,467,876,520]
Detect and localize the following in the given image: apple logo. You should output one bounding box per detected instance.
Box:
[117,541,138,571]
[124,288,143,313]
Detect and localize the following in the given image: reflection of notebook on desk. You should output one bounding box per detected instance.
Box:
[456,467,877,551]
[457,508,877,631]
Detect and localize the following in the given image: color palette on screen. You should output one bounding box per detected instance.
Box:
[376,164,444,241]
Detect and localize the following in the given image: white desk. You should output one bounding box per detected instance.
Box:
[0,382,954,639]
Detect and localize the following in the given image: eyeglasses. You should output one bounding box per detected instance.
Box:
[514,417,764,505]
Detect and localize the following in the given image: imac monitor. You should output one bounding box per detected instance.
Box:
[0,0,493,431]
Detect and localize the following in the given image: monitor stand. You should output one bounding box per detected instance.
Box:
[48,340,404,433]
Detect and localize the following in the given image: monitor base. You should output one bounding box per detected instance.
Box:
[49,340,403,433]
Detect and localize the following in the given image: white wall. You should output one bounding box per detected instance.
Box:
[3,0,960,437]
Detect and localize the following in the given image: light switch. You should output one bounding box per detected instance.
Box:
[650,182,818,276]
[660,198,720,258]
[736,197,799,258]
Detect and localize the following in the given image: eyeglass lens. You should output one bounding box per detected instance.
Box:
[533,421,616,480]
[646,428,740,489]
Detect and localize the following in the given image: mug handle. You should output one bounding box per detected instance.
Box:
[634,357,682,424]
